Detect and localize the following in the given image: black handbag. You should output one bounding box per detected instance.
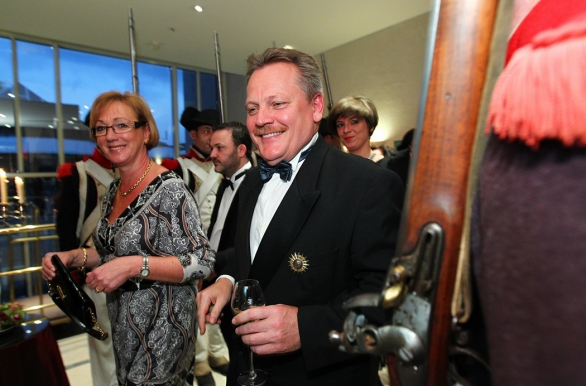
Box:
[47,254,108,340]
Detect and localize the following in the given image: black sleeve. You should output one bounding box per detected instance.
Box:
[55,167,81,251]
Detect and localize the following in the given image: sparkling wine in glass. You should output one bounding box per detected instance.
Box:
[231,279,268,386]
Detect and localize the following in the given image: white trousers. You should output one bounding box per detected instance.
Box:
[194,323,229,376]
[85,285,118,386]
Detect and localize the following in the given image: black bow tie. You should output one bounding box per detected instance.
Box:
[257,146,313,183]
[221,171,246,190]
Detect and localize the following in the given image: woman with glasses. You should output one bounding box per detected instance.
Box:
[43,91,215,385]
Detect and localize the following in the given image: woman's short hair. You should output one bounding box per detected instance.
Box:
[89,91,159,150]
[246,47,323,101]
[329,96,379,136]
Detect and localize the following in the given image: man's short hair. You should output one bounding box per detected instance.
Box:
[329,96,379,137]
[246,47,323,101]
[213,121,252,161]
[397,128,415,151]
[318,117,337,138]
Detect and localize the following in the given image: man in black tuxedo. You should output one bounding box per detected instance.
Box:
[197,47,404,386]
[195,121,253,386]
[208,121,253,277]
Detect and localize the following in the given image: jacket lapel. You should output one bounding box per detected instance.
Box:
[208,179,227,239]
[248,138,327,291]
[234,169,263,280]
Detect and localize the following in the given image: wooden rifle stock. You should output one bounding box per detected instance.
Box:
[387,0,498,384]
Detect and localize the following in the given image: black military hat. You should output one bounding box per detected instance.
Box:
[180,107,220,131]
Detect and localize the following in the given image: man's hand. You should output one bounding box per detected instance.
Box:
[233,304,301,355]
[196,278,233,334]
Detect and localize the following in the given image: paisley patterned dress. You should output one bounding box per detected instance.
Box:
[93,171,215,385]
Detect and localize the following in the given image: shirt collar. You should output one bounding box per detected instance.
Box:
[288,133,318,172]
[230,161,252,184]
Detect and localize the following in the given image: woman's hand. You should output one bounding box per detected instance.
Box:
[42,251,76,281]
[85,255,141,294]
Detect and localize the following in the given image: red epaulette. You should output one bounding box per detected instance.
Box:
[56,163,75,180]
[161,159,180,170]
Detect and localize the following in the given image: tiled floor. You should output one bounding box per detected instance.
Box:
[57,334,226,386]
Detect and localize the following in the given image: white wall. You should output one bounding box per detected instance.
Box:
[222,13,430,145]
[320,13,429,147]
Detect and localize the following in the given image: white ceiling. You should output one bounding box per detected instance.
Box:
[0,0,431,75]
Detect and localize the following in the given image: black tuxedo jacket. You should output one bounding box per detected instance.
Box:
[221,136,404,386]
[208,180,241,273]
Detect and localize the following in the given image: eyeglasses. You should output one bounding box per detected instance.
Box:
[91,120,146,137]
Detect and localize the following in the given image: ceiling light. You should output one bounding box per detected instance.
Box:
[7,93,15,98]
[195,5,203,12]
[283,45,294,50]
[0,114,5,118]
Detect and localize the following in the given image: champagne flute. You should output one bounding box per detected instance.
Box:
[231,279,268,386]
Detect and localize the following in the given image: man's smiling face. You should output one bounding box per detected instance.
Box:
[245,62,323,166]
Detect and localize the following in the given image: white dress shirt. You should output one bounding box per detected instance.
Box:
[250,133,318,261]
[218,133,318,286]
[208,161,251,251]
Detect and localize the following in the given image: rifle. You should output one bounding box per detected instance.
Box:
[128,7,139,94]
[329,0,499,384]
[214,31,226,122]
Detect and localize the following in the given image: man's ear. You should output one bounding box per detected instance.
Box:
[312,93,325,123]
[189,129,198,141]
[237,144,247,158]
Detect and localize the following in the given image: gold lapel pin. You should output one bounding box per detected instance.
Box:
[289,253,309,273]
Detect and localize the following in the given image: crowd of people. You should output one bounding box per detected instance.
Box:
[44,47,409,386]
[42,1,585,382]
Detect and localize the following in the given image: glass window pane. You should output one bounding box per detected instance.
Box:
[137,62,173,162]
[60,48,132,163]
[0,37,17,172]
[177,69,197,154]
[21,176,58,224]
[17,41,57,173]
[200,72,219,111]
